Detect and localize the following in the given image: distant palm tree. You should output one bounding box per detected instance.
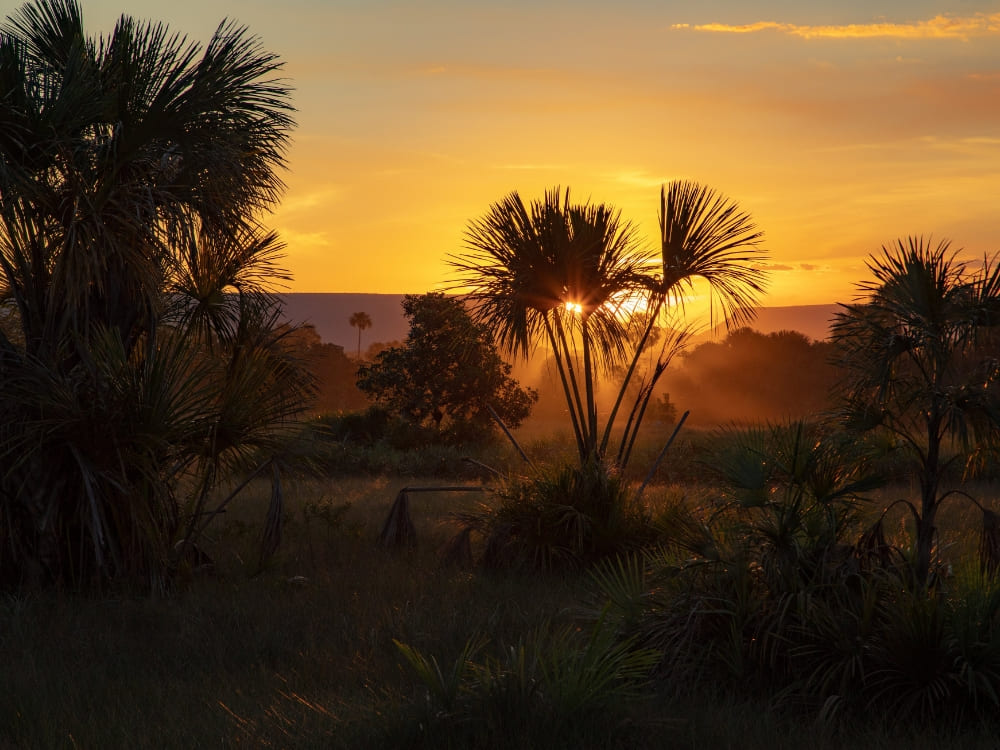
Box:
[349,311,372,359]
[450,182,767,469]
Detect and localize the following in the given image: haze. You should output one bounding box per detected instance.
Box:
[80,1,1000,307]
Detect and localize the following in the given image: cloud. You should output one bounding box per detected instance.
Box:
[271,227,330,250]
[672,13,1000,41]
[275,186,345,215]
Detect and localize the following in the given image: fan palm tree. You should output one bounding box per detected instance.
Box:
[349,311,372,359]
[450,182,767,470]
[831,237,1000,586]
[0,0,308,590]
[452,187,650,463]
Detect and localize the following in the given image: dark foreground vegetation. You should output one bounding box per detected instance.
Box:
[3,437,1000,749]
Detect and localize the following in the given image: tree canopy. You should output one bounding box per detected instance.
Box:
[662,328,838,426]
[356,293,537,444]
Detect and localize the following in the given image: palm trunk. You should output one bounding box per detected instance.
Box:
[581,317,598,460]
[599,297,662,456]
[914,413,943,587]
[543,315,585,461]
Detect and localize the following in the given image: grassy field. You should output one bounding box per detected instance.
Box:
[2,455,1000,748]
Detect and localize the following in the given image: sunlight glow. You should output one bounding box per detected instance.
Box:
[83,2,1000,305]
[565,301,583,314]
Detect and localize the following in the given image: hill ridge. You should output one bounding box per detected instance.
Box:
[279,293,839,350]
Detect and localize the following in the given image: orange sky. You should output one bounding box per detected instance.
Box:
[81,1,1000,307]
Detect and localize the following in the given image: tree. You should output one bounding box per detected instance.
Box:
[831,237,1000,586]
[0,0,309,590]
[450,182,767,469]
[280,324,368,414]
[349,311,372,359]
[356,293,537,443]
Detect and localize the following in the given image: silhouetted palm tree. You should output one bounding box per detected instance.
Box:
[832,237,1000,586]
[349,311,372,359]
[450,182,767,468]
[0,0,308,590]
[453,188,650,462]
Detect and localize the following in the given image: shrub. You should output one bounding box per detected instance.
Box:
[450,460,659,571]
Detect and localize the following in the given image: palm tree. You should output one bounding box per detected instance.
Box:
[453,187,650,463]
[349,311,372,359]
[450,182,767,469]
[0,0,309,590]
[831,237,1000,586]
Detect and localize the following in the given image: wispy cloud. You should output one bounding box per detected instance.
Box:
[275,186,345,215]
[672,13,1000,41]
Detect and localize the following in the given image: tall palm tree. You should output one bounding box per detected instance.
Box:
[831,237,1000,586]
[450,182,767,469]
[453,187,650,463]
[349,311,372,359]
[0,0,308,590]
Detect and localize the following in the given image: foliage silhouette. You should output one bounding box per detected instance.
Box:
[451,182,767,469]
[348,310,372,359]
[356,293,537,445]
[0,0,309,590]
[831,237,1000,586]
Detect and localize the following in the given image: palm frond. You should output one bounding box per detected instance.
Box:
[657,180,768,330]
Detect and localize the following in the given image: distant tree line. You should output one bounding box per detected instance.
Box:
[300,309,840,434]
[660,328,838,426]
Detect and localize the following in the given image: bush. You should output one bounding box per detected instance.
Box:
[450,460,659,571]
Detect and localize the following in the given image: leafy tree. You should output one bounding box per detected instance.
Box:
[356,293,536,443]
[349,310,372,359]
[365,339,400,360]
[0,0,309,590]
[831,237,1000,586]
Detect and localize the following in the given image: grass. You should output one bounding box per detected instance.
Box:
[2,452,1000,747]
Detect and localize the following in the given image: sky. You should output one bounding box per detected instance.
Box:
[70,0,1000,307]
